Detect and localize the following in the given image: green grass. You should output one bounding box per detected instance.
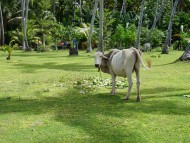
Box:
[0,50,190,143]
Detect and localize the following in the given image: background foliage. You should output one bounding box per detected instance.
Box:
[1,0,190,50]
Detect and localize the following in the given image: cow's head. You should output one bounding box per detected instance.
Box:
[94,51,109,69]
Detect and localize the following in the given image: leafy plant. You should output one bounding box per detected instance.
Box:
[150,28,165,47]
[111,24,136,49]
[140,27,150,44]
[73,76,128,94]
[1,40,18,60]
[111,24,125,49]
[124,24,136,48]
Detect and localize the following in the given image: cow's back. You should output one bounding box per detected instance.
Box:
[111,48,136,77]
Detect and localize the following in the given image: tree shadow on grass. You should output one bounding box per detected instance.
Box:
[152,61,176,67]
[140,86,187,96]
[0,87,189,116]
[0,92,142,142]
[14,62,95,73]
[12,51,93,59]
[0,87,189,142]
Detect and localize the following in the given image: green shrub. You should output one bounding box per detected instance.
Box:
[111,24,136,49]
[124,24,136,48]
[139,27,164,48]
[111,24,125,49]
[150,28,165,47]
[140,27,150,44]
[1,40,18,60]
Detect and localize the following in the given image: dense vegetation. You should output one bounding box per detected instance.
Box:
[0,0,190,51]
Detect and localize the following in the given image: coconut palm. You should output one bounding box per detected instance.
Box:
[21,0,30,51]
[87,0,98,52]
[0,2,5,46]
[135,0,146,49]
[98,0,104,52]
[162,0,180,54]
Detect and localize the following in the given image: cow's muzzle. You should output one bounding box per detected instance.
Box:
[95,64,99,68]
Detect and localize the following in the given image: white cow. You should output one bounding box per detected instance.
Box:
[94,47,150,101]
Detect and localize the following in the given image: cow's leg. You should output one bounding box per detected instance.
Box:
[124,71,133,101]
[135,70,141,102]
[111,75,116,95]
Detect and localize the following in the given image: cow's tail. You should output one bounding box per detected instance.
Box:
[134,48,151,70]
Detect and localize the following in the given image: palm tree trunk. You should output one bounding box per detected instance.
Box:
[73,0,77,23]
[79,0,83,24]
[120,0,126,14]
[42,25,46,50]
[0,2,5,46]
[146,0,168,43]
[135,0,145,49]
[22,0,25,50]
[169,0,174,46]
[178,46,190,61]
[98,0,104,52]
[162,0,180,54]
[157,0,168,24]
[87,0,98,52]
[146,0,159,43]
[22,0,30,51]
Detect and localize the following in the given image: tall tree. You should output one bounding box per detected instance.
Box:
[169,0,173,46]
[145,0,159,43]
[87,0,98,52]
[79,0,83,24]
[135,0,145,49]
[120,0,126,15]
[145,0,168,43]
[21,0,30,51]
[162,0,180,54]
[0,2,5,46]
[98,0,104,52]
[73,0,77,23]
[178,46,190,61]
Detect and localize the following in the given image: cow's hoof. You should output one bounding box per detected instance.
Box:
[123,98,129,101]
[136,98,141,102]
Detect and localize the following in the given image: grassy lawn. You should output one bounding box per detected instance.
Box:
[0,49,190,143]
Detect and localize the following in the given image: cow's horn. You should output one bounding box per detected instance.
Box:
[101,55,109,60]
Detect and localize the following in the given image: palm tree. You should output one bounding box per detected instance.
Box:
[0,0,20,45]
[79,0,83,24]
[178,46,190,61]
[0,2,5,46]
[87,0,98,52]
[21,0,30,51]
[120,0,126,15]
[162,0,180,54]
[145,0,168,43]
[135,0,145,49]
[98,0,104,52]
